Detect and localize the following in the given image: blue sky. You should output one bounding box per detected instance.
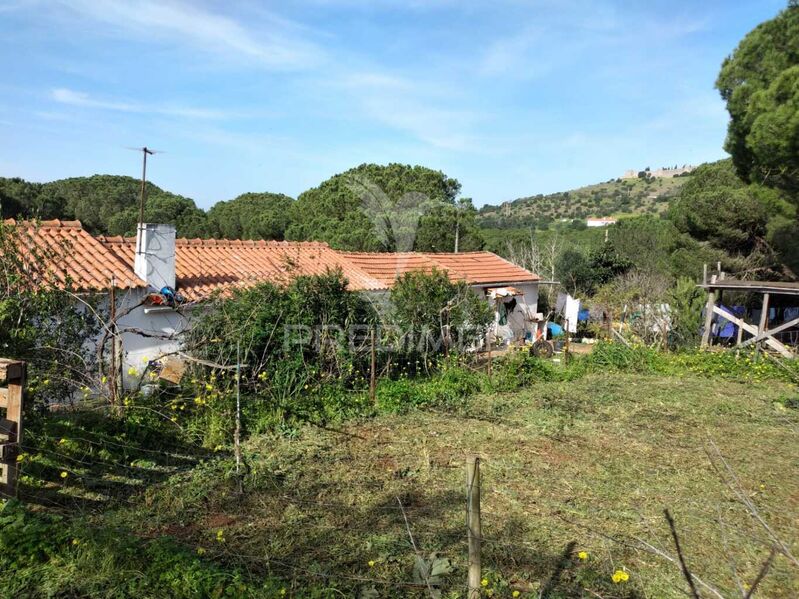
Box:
[0,0,788,208]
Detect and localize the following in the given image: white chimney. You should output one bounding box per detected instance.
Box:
[134,223,176,291]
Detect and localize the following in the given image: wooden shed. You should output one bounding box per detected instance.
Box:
[698,279,799,358]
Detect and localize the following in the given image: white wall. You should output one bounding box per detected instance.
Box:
[482,282,539,345]
[112,289,192,389]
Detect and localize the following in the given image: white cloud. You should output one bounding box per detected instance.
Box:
[335,71,482,151]
[56,0,323,70]
[51,87,231,119]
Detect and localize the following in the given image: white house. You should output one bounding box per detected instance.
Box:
[586,217,617,227]
[10,220,540,388]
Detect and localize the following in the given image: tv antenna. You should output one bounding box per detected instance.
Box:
[125,146,165,227]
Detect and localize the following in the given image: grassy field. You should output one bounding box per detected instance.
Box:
[99,370,798,598]
[4,351,799,598]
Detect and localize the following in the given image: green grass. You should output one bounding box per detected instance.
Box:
[5,353,799,598]
[120,373,799,597]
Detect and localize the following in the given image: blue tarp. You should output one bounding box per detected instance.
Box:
[716,304,745,338]
[547,322,564,337]
[578,309,591,322]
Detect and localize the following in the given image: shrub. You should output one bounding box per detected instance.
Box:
[390,268,492,360]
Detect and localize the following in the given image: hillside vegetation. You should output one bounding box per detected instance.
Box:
[478,174,689,230]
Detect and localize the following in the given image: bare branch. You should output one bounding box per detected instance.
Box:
[664,509,701,599]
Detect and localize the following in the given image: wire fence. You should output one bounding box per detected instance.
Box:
[11,428,796,599]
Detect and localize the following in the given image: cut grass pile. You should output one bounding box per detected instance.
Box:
[112,372,799,598]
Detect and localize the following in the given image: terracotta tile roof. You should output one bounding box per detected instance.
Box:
[99,236,385,298]
[6,220,538,298]
[3,219,145,290]
[337,253,445,288]
[342,251,539,288]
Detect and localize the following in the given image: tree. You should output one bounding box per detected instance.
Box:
[0,175,208,237]
[716,3,799,198]
[556,248,593,296]
[413,197,484,252]
[106,192,208,237]
[285,163,463,251]
[668,160,768,252]
[608,216,689,279]
[206,192,294,240]
[587,241,633,289]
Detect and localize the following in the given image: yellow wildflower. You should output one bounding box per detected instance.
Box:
[216,529,225,543]
[512,592,520,598]
[127,367,138,377]
[196,547,206,555]
[59,438,67,445]
[577,551,588,560]
[71,538,80,546]
[612,570,629,583]
[16,453,25,463]
[368,560,375,567]
[481,578,488,587]
[279,589,286,597]
[60,471,69,479]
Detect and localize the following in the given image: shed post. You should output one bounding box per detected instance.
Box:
[756,293,770,358]
[701,287,717,349]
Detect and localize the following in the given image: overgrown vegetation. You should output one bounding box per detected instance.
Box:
[0,220,103,404]
[6,345,798,597]
[478,174,688,229]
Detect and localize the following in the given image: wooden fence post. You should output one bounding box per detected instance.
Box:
[0,359,26,499]
[109,276,117,405]
[369,327,377,405]
[466,455,482,599]
[486,334,492,377]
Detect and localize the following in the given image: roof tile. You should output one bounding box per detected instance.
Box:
[6,220,538,298]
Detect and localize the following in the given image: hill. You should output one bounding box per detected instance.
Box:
[478,173,691,229]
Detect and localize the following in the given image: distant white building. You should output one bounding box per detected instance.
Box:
[586,217,617,227]
[621,165,695,180]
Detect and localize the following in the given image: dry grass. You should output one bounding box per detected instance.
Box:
[130,372,799,598]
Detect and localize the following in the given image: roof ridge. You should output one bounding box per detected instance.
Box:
[4,218,84,229]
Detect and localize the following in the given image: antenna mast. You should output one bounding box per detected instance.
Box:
[138,146,154,227]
